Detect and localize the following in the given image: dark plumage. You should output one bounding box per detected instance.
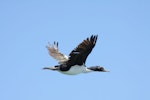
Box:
[43,35,109,75]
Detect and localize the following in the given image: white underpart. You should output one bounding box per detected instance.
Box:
[46,42,69,64]
[59,65,93,75]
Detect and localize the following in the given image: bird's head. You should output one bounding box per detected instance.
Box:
[88,66,109,72]
[97,66,109,72]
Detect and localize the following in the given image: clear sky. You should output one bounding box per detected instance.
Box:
[0,0,150,100]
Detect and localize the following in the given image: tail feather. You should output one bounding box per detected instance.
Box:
[43,67,58,70]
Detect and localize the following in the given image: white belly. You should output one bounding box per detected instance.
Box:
[59,65,88,75]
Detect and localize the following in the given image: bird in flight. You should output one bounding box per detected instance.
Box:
[43,35,109,75]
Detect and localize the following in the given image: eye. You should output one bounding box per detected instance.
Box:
[100,67,104,71]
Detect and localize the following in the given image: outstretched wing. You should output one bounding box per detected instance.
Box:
[66,35,98,67]
[46,42,68,64]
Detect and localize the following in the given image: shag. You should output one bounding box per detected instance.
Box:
[43,35,109,75]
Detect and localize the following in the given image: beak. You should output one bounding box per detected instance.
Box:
[103,69,110,72]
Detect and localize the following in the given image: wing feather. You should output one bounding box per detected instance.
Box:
[46,42,68,64]
[66,35,98,67]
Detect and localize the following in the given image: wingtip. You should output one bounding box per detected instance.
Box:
[54,41,59,47]
[91,34,98,39]
[90,35,98,44]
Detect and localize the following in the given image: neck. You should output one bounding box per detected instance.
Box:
[84,68,94,73]
[87,66,101,71]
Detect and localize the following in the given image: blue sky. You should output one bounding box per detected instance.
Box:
[0,0,150,100]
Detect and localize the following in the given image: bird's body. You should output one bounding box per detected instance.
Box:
[58,65,90,75]
[43,35,109,75]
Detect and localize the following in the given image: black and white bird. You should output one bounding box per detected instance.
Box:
[43,35,109,75]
